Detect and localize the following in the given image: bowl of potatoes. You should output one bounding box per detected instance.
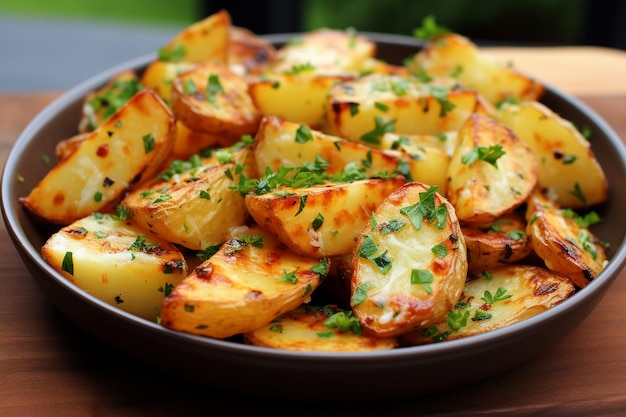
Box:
[3,11,626,401]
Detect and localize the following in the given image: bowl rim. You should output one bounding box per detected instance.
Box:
[2,32,626,365]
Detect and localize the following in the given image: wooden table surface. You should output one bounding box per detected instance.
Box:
[2,47,626,417]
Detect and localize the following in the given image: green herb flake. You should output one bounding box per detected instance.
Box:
[312,213,325,231]
[410,269,434,294]
[93,191,103,202]
[360,116,396,145]
[158,44,186,62]
[278,270,298,284]
[413,15,451,41]
[295,125,313,143]
[143,133,156,154]
[461,144,506,168]
[446,309,470,331]
[323,311,362,335]
[205,73,225,108]
[482,287,512,305]
[352,283,369,306]
[62,252,74,275]
[432,242,448,258]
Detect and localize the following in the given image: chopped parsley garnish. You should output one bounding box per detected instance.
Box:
[323,311,362,335]
[128,235,160,252]
[205,74,225,108]
[360,116,396,145]
[481,287,512,305]
[410,269,434,294]
[399,185,447,230]
[196,244,221,261]
[431,242,448,258]
[158,44,186,62]
[87,78,143,121]
[413,15,452,40]
[561,208,602,228]
[445,309,469,331]
[143,133,156,154]
[352,283,369,306]
[278,270,298,284]
[284,62,316,75]
[358,235,392,274]
[295,125,313,143]
[62,252,74,275]
[569,182,587,205]
[311,213,325,230]
[225,235,264,254]
[310,257,329,276]
[461,144,506,168]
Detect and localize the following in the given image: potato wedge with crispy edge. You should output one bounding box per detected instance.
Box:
[253,116,402,177]
[462,212,533,274]
[400,264,574,345]
[171,62,261,143]
[78,70,142,133]
[42,213,187,321]
[525,189,607,288]
[274,28,376,75]
[245,176,406,257]
[167,120,222,164]
[447,113,538,223]
[497,100,608,209]
[351,182,467,338]
[324,74,482,147]
[248,72,350,128]
[160,225,329,339]
[21,89,175,225]
[244,305,398,351]
[408,33,544,105]
[159,10,230,64]
[228,26,277,76]
[55,132,90,161]
[122,147,253,250]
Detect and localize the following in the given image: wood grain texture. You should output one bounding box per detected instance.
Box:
[1,48,626,416]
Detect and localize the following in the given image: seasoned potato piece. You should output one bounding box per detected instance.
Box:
[42,213,187,321]
[21,90,175,225]
[160,226,329,339]
[171,62,261,142]
[244,305,397,351]
[245,177,406,257]
[253,116,401,177]
[122,147,252,250]
[401,265,574,345]
[249,72,349,127]
[462,213,533,274]
[158,10,230,64]
[140,61,195,104]
[324,74,481,147]
[274,28,376,75]
[228,26,277,75]
[447,113,538,223]
[525,190,607,288]
[351,183,467,338]
[78,70,142,133]
[497,100,608,208]
[409,33,544,104]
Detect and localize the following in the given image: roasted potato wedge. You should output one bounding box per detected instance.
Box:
[228,26,277,75]
[158,9,230,64]
[245,177,406,257]
[324,74,481,146]
[462,213,533,274]
[400,265,574,345]
[171,62,261,143]
[249,72,349,128]
[122,147,252,250]
[447,113,538,223]
[244,305,398,351]
[167,120,222,163]
[253,116,402,177]
[525,190,607,288]
[497,100,608,208]
[41,213,187,321]
[54,132,90,161]
[274,28,376,75]
[409,33,544,104]
[21,89,175,225]
[160,226,329,339]
[351,182,467,338]
[78,70,142,133]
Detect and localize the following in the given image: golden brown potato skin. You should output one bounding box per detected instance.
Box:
[160,226,328,339]
[525,190,607,288]
[400,264,575,345]
[351,182,468,338]
[21,89,175,225]
[244,305,397,352]
[463,213,533,274]
[447,113,538,223]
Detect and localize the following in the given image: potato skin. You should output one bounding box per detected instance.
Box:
[41,213,187,321]
[351,182,467,338]
[21,89,175,225]
[244,305,397,352]
[400,265,574,345]
[525,190,607,288]
[171,62,261,143]
[463,213,533,274]
[446,113,538,223]
[160,226,328,339]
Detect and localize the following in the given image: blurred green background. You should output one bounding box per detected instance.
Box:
[0,0,596,44]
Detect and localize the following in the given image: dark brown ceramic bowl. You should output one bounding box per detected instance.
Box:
[2,33,626,401]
